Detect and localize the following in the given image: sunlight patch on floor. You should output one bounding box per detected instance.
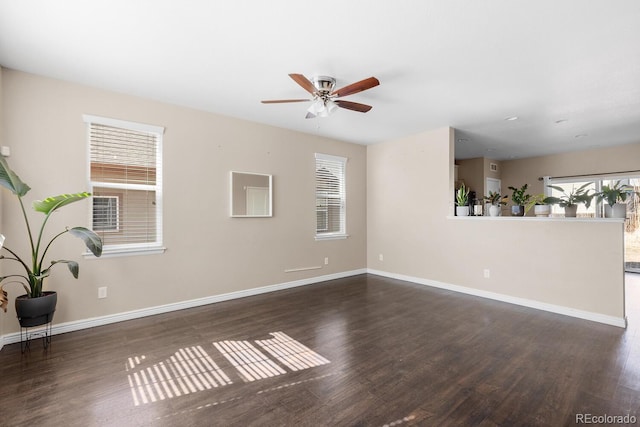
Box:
[127,331,331,406]
[256,331,330,371]
[126,345,232,406]
[213,339,286,382]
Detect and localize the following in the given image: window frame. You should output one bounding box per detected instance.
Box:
[83,114,165,257]
[544,176,598,218]
[315,153,348,240]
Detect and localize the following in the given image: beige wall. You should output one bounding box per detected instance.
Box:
[0,70,367,335]
[456,157,483,196]
[456,156,503,203]
[501,143,640,198]
[483,157,501,186]
[367,127,625,321]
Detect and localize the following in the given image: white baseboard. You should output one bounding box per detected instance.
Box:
[367,269,627,328]
[2,266,624,348]
[0,268,367,346]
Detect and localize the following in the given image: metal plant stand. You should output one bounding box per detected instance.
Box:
[19,313,54,353]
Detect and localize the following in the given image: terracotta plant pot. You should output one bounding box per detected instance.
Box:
[15,291,57,328]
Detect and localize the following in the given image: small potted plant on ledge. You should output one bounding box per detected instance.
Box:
[484,191,508,217]
[525,194,553,217]
[595,180,636,219]
[545,182,593,217]
[508,184,531,216]
[0,156,102,331]
[455,184,470,216]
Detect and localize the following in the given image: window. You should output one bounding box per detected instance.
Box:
[315,153,347,239]
[545,175,640,221]
[84,115,164,256]
[545,178,597,218]
[93,196,119,231]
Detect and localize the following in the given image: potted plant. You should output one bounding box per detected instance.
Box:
[0,156,102,328]
[545,182,593,217]
[595,180,636,219]
[525,194,553,217]
[483,191,508,217]
[507,184,531,216]
[455,184,470,216]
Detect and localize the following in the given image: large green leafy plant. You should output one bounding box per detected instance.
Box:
[595,180,636,208]
[0,155,102,312]
[546,182,594,208]
[508,184,532,206]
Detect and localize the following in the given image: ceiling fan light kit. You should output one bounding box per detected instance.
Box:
[262,73,379,119]
[306,98,338,119]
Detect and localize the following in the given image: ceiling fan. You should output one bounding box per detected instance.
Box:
[261,74,380,118]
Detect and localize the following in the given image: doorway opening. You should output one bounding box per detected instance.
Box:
[620,178,640,273]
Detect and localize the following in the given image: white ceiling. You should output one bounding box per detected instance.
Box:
[1,1,639,160]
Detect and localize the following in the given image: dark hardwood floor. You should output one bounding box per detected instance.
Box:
[1,273,639,426]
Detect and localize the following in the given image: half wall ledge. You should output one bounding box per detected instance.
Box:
[447,216,625,222]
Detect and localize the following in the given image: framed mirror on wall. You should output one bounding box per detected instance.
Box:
[230,171,273,217]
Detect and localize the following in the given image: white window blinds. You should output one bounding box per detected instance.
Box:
[84,115,164,255]
[93,195,119,231]
[315,153,347,238]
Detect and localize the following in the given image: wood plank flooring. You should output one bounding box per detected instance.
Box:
[1,273,639,426]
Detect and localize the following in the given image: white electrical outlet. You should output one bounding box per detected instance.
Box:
[324,257,329,265]
[379,254,384,261]
[98,286,107,299]
[483,269,490,279]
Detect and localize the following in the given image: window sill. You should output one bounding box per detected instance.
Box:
[315,234,349,241]
[83,245,166,259]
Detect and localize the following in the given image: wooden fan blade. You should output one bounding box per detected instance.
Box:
[261,99,310,104]
[289,73,317,95]
[332,77,379,97]
[335,100,373,113]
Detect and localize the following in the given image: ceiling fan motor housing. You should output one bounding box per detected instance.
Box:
[311,76,336,94]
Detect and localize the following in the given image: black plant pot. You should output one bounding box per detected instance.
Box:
[511,205,525,216]
[15,291,57,327]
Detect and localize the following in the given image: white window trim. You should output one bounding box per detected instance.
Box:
[315,153,348,240]
[84,114,166,257]
[83,114,164,135]
[84,244,166,259]
[315,233,349,241]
